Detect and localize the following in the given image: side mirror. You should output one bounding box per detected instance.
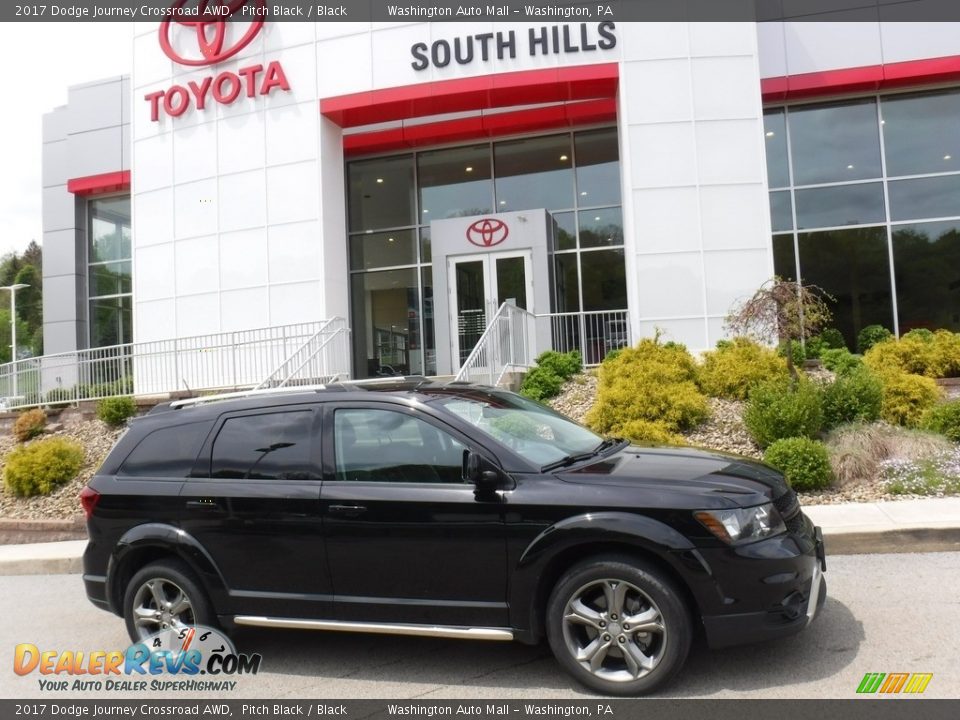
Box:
[463,450,514,497]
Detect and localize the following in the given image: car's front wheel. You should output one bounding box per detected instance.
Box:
[122,559,215,644]
[546,556,692,695]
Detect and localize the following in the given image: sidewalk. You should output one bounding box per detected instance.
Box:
[1,498,959,575]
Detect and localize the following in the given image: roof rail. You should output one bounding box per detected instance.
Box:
[169,384,331,409]
[330,375,429,389]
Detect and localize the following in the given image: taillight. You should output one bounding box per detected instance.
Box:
[80,487,100,519]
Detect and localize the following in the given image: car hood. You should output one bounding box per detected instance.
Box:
[559,445,789,506]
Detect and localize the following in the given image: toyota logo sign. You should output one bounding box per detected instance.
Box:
[466,219,509,248]
[160,0,266,67]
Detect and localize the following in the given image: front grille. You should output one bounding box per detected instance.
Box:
[774,489,806,534]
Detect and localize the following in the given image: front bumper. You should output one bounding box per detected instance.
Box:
[697,515,827,649]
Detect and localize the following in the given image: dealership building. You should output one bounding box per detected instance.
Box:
[40,18,960,385]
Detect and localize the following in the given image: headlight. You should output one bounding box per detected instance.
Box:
[694,504,786,545]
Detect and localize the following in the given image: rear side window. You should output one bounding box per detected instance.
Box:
[210,411,316,480]
[119,421,213,478]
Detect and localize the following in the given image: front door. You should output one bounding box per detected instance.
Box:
[448,251,533,371]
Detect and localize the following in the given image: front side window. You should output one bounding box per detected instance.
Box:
[334,408,466,484]
[210,411,316,480]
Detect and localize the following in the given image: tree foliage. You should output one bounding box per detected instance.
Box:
[0,245,43,359]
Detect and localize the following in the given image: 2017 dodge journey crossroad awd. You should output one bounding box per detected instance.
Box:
[81,378,826,695]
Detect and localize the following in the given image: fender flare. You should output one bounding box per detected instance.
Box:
[106,523,229,614]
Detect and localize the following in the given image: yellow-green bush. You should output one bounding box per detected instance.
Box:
[864,330,960,379]
[3,437,85,497]
[878,370,941,427]
[585,338,709,438]
[616,419,686,446]
[697,337,788,400]
[12,408,47,443]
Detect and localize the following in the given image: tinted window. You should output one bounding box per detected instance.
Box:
[119,421,212,478]
[788,99,881,185]
[575,129,622,207]
[494,134,574,211]
[334,408,466,484]
[882,89,960,177]
[210,411,316,480]
[764,109,789,189]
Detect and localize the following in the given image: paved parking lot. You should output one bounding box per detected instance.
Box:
[2,552,959,699]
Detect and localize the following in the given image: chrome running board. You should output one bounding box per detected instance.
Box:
[233,616,514,641]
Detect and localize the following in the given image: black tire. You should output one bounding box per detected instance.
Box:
[122,559,216,644]
[546,555,692,696]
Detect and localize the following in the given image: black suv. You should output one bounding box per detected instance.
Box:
[82,379,826,695]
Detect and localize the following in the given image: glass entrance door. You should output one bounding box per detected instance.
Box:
[448,251,533,370]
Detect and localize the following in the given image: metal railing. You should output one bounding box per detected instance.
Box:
[539,310,631,366]
[0,320,351,411]
[256,318,351,389]
[453,302,538,386]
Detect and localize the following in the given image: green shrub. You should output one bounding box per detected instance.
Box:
[96,396,137,427]
[519,366,565,401]
[763,438,833,492]
[12,408,47,443]
[902,328,934,342]
[617,419,686,446]
[45,387,74,407]
[819,328,847,351]
[743,378,824,448]
[804,336,826,360]
[857,324,893,354]
[697,337,789,400]
[534,350,582,379]
[779,340,806,367]
[821,368,883,428]
[879,371,941,427]
[820,347,863,376]
[586,338,709,437]
[3,437,85,497]
[922,400,960,442]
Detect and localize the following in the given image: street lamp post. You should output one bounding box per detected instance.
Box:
[1,283,30,398]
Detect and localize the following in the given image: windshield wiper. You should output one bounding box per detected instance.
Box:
[541,438,625,472]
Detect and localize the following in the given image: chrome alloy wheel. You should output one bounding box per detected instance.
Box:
[561,578,667,682]
[130,577,195,640]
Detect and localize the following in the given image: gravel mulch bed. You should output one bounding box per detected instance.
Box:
[0,418,125,521]
[548,371,598,424]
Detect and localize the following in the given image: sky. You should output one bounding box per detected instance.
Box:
[0,22,133,260]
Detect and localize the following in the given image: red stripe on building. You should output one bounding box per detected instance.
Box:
[761,54,960,102]
[67,170,131,196]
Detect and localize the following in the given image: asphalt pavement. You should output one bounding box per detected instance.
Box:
[2,551,958,700]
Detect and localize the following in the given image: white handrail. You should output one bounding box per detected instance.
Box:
[453,302,537,386]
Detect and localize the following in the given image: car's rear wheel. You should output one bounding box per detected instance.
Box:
[546,556,692,695]
[123,560,215,644]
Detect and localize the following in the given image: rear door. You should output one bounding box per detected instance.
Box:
[178,405,330,619]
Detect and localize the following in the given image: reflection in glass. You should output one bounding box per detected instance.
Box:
[581,250,627,311]
[764,110,790,189]
[418,145,492,220]
[89,262,132,297]
[795,183,885,229]
[789,100,881,185]
[495,256,528,310]
[421,268,436,375]
[575,129,622,207]
[893,221,960,332]
[89,296,132,348]
[348,155,416,231]
[90,197,131,263]
[88,196,133,349]
[554,254,580,312]
[210,412,314,480]
[772,235,797,282]
[349,230,417,270]
[420,227,432,263]
[494,134,574,211]
[551,212,577,251]
[882,89,960,177]
[888,175,960,222]
[579,208,623,248]
[351,268,421,378]
[770,191,793,233]
[797,227,894,347]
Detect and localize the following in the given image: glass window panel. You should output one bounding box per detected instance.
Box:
[794,183,885,229]
[764,109,790,189]
[580,249,627,311]
[882,89,960,177]
[89,196,131,263]
[551,212,576,251]
[349,230,417,270]
[494,135,574,212]
[89,296,132,348]
[888,175,960,222]
[554,253,580,312]
[770,191,793,232]
[788,99,881,185]
[418,144,492,220]
[421,267,436,376]
[575,129,621,206]
[119,421,213,478]
[797,227,894,348]
[351,268,421,378]
[893,221,960,333]
[495,256,528,310]
[89,261,132,297]
[772,235,797,282]
[420,226,431,263]
[348,155,415,232]
[579,207,624,248]
[210,411,315,480]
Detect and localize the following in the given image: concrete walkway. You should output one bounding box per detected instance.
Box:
[1,498,959,575]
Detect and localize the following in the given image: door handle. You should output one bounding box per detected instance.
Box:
[185,499,222,511]
[328,504,367,517]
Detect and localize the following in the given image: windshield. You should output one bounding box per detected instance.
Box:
[430,390,604,467]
